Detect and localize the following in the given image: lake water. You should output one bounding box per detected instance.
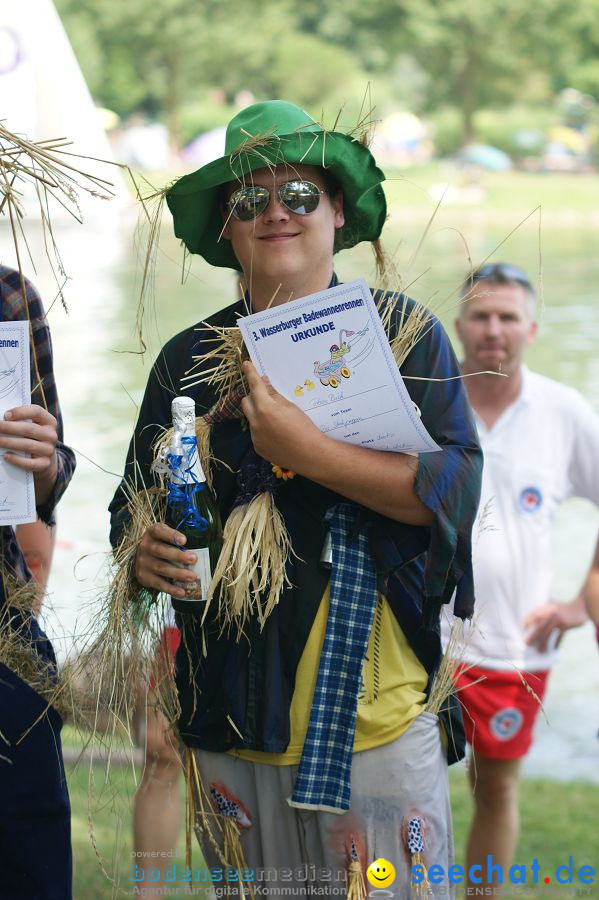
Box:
[3,175,598,782]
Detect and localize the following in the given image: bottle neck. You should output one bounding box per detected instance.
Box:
[169,424,206,486]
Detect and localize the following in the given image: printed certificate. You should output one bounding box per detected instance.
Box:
[238,278,439,454]
[0,321,35,525]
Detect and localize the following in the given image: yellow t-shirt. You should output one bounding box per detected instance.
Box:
[231,582,428,765]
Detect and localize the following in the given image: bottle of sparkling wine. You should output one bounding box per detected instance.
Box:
[166,396,222,614]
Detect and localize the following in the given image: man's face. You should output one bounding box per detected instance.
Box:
[221,163,344,291]
[455,280,538,375]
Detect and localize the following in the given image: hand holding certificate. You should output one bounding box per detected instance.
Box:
[0,320,46,525]
[238,278,439,455]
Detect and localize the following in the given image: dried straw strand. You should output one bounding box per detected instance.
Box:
[204,493,293,638]
[182,322,246,396]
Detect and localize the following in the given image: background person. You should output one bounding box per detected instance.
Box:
[15,518,56,617]
[0,264,76,899]
[445,262,599,887]
[582,539,599,627]
[132,616,182,893]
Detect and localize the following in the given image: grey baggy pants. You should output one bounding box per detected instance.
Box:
[194,711,454,898]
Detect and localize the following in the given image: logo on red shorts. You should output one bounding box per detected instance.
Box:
[519,486,542,513]
[490,707,524,740]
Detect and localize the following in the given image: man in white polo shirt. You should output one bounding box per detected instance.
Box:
[446,262,599,885]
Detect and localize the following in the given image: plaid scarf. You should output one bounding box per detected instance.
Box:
[203,385,246,426]
[202,386,283,509]
[289,503,378,813]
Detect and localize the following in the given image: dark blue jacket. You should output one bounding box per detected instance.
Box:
[109,292,482,760]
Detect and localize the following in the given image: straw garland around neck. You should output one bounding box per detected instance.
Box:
[151,287,433,640]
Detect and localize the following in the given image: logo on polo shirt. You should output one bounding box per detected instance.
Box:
[490,707,524,740]
[519,486,543,513]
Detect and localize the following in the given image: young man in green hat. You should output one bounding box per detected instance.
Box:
[110,100,482,895]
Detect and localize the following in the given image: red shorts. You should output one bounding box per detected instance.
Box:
[148,626,181,691]
[455,664,549,760]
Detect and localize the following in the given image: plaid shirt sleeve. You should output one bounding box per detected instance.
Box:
[0,266,76,526]
[392,298,483,621]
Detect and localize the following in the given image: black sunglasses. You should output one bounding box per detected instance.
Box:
[470,263,532,289]
[226,180,326,222]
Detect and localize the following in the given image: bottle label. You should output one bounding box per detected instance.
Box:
[172,548,212,602]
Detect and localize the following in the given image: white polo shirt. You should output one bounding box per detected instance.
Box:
[442,366,599,672]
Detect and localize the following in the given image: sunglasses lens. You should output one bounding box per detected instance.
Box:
[229,186,269,221]
[279,181,322,215]
[475,263,530,286]
[228,180,323,220]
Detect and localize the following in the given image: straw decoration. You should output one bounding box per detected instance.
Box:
[209,784,255,897]
[181,321,246,396]
[184,748,227,868]
[0,122,118,311]
[405,815,433,899]
[204,492,293,638]
[346,835,367,900]
[0,579,69,724]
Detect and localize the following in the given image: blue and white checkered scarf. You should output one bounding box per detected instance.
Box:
[289,503,378,813]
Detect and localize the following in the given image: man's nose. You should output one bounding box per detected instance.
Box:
[484,314,501,335]
[263,191,290,222]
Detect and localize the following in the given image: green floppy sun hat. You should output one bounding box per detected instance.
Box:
[165,99,387,270]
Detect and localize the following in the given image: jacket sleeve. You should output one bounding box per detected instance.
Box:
[397,304,482,620]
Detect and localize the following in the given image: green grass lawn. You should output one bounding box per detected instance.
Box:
[376,163,599,217]
[66,757,599,898]
[449,766,598,896]
[68,755,195,899]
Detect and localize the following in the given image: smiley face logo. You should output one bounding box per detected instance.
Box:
[366,857,396,889]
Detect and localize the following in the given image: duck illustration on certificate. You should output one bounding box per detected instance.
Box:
[313,328,356,388]
[294,325,368,403]
[293,326,370,396]
[238,278,439,455]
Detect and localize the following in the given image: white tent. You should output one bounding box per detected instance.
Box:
[0,0,128,199]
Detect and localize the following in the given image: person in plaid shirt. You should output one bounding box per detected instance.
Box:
[0,264,76,899]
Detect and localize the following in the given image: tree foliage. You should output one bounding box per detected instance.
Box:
[55,0,598,149]
[398,0,583,140]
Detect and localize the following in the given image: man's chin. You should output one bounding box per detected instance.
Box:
[476,351,507,368]
[258,261,304,284]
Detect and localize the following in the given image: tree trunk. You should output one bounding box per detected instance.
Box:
[457,44,478,146]
[165,52,181,155]
[461,103,475,145]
